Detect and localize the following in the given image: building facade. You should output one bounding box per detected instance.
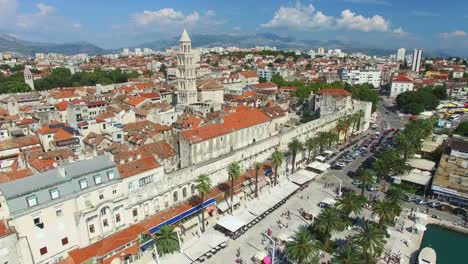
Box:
[175,30,198,106]
[412,49,423,73]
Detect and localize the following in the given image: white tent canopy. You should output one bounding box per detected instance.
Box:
[407,158,436,171]
[315,156,326,162]
[217,215,246,233]
[290,169,318,185]
[183,237,212,261]
[401,171,432,186]
[307,161,331,172]
[160,252,192,264]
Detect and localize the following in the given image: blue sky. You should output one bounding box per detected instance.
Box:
[1,0,467,55]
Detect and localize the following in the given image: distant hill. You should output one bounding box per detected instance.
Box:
[0,34,106,56]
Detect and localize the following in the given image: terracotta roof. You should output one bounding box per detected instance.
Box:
[239,71,258,78]
[54,129,73,141]
[0,136,40,151]
[250,82,278,89]
[139,92,160,99]
[141,140,177,159]
[261,105,286,119]
[392,75,414,83]
[0,168,34,184]
[125,96,147,107]
[30,159,56,173]
[117,156,161,178]
[181,108,269,143]
[316,88,351,97]
[196,79,224,90]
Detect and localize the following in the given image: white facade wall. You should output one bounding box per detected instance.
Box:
[390,82,414,97]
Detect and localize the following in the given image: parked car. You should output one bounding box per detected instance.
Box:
[428,201,441,208]
[367,185,378,192]
[406,196,417,202]
[352,179,361,185]
[416,199,429,205]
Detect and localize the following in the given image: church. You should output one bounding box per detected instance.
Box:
[175,29,223,115]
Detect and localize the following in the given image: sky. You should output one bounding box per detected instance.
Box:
[0,0,467,55]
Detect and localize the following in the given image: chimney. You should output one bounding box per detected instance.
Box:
[128,156,134,162]
[119,160,125,165]
[58,166,66,177]
[136,154,142,160]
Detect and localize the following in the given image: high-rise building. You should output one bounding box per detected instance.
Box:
[176,29,198,106]
[396,48,406,61]
[317,47,325,55]
[122,48,129,56]
[412,49,423,73]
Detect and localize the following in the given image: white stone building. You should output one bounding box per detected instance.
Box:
[390,75,414,97]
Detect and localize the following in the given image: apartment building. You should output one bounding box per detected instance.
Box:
[339,69,382,88]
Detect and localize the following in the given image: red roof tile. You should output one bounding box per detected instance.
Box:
[239,71,258,78]
[316,88,351,97]
[117,156,161,178]
[250,82,278,89]
[392,75,414,83]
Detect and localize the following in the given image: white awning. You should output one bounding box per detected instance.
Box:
[204,230,229,248]
[401,171,432,186]
[315,156,326,162]
[307,161,331,172]
[160,252,192,264]
[290,169,318,185]
[216,201,229,212]
[321,197,336,206]
[237,209,256,224]
[323,150,334,155]
[407,158,436,171]
[217,215,246,233]
[246,199,270,216]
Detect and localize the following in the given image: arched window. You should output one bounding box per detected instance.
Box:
[182,187,187,198]
[100,207,107,216]
[173,191,178,203]
[191,184,196,195]
[154,199,160,212]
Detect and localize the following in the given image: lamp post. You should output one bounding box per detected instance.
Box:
[264,233,276,264]
[153,243,160,264]
[176,229,183,253]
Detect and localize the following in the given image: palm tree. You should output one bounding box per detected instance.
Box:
[352,223,386,262]
[373,200,394,227]
[227,162,241,214]
[336,192,366,217]
[343,116,353,142]
[327,131,339,149]
[318,131,329,152]
[154,225,180,255]
[385,186,406,207]
[271,150,284,185]
[372,159,388,181]
[285,230,320,264]
[254,162,263,198]
[336,118,347,143]
[333,243,364,264]
[195,174,212,232]
[288,138,303,173]
[355,110,365,132]
[349,114,358,135]
[358,169,375,197]
[305,137,319,161]
[314,207,343,250]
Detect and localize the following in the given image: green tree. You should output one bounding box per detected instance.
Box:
[305,137,319,161]
[285,230,320,264]
[254,162,263,198]
[432,86,447,100]
[373,200,394,227]
[288,138,304,173]
[336,192,366,217]
[454,121,468,136]
[271,150,284,185]
[159,63,167,77]
[385,186,406,207]
[327,132,339,149]
[358,169,375,197]
[352,223,386,262]
[314,207,343,250]
[227,162,241,214]
[333,244,364,264]
[154,225,180,256]
[318,131,329,152]
[195,174,212,232]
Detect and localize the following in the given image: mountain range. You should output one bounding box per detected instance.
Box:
[0,32,459,58]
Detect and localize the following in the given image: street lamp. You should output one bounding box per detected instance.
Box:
[153,243,160,264]
[332,175,342,197]
[264,233,276,264]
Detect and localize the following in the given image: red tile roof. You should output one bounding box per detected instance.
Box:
[139,92,160,99]
[250,82,278,89]
[239,71,258,78]
[316,88,351,97]
[392,75,414,83]
[181,108,269,143]
[117,156,161,178]
[125,96,147,107]
[0,168,34,184]
[56,101,69,111]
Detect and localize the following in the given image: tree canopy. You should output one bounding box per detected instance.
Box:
[33,68,139,91]
[454,121,468,137]
[396,87,440,114]
[0,72,31,94]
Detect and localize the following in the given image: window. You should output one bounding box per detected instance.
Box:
[89,224,95,233]
[49,188,60,200]
[99,194,104,200]
[116,134,122,139]
[100,208,107,216]
[191,185,196,195]
[33,217,43,228]
[79,179,88,189]
[107,171,115,180]
[26,195,38,207]
[112,189,117,195]
[115,214,121,223]
[40,247,47,255]
[182,188,187,198]
[138,176,153,188]
[132,208,138,217]
[61,237,68,246]
[94,175,102,185]
[56,209,63,217]
[103,219,108,227]
[173,191,178,203]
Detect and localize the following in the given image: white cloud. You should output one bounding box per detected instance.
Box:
[262,2,399,34]
[344,0,391,6]
[134,8,200,27]
[440,30,467,38]
[36,3,55,16]
[336,9,390,32]
[261,3,333,30]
